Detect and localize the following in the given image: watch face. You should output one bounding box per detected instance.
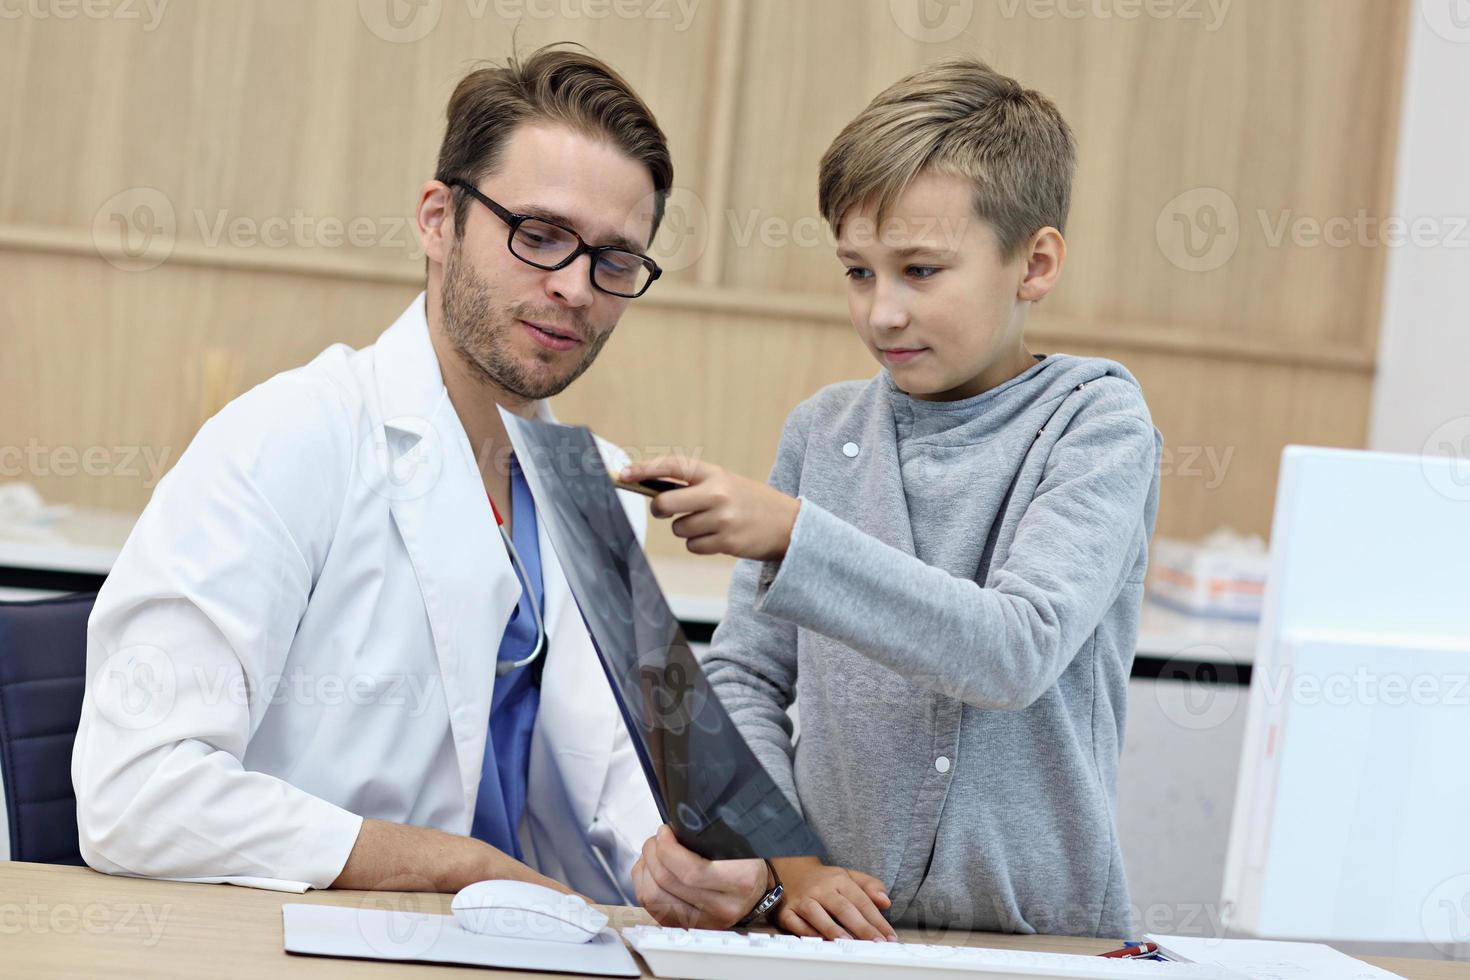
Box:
[500,408,825,862]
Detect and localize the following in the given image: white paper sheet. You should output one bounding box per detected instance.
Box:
[1148,934,1407,980]
[282,903,641,976]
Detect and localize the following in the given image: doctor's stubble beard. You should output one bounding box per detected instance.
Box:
[439,231,614,401]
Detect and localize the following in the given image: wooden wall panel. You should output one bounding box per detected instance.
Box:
[0,249,1370,557]
[0,251,418,509]
[0,0,1410,559]
[724,0,1406,354]
[0,1,721,265]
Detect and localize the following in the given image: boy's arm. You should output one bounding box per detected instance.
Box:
[634,403,897,941]
[753,389,1160,711]
[634,826,895,941]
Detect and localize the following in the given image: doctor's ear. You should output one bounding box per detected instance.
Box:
[417,180,456,266]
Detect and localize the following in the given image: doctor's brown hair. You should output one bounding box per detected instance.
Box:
[818,58,1075,260]
[435,44,673,240]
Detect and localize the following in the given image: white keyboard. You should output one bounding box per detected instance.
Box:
[621,926,1244,980]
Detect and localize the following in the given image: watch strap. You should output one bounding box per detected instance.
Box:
[734,860,783,927]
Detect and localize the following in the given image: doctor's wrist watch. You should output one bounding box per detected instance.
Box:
[735,859,783,927]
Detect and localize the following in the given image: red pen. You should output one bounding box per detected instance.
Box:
[1099,942,1160,959]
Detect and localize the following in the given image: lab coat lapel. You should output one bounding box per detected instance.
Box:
[367,296,522,822]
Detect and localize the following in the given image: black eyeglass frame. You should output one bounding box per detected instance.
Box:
[445,178,662,299]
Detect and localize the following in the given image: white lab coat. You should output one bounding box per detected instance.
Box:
[71,294,661,900]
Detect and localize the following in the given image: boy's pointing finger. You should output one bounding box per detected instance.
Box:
[621,454,706,484]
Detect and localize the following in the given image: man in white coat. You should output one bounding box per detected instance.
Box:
[71,46,670,901]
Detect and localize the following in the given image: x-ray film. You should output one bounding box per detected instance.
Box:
[499,408,825,862]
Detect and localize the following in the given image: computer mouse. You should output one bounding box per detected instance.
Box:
[450,879,609,944]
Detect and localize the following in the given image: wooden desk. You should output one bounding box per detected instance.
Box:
[4,863,1466,979]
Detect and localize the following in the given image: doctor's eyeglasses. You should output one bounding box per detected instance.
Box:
[445,178,662,299]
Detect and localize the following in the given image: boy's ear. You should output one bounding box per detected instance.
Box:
[1016,227,1066,303]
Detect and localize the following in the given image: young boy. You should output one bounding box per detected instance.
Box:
[622,58,1161,941]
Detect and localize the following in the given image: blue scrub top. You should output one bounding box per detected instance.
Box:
[470,455,544,860]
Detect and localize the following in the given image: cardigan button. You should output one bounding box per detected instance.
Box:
[842,442,860,458]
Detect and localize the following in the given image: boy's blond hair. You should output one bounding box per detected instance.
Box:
[818,58,1075,259]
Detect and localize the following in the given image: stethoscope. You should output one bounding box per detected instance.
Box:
[484,470,678,678]
[487,494,547,677]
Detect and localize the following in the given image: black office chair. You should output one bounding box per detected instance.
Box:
[0,592,96,865]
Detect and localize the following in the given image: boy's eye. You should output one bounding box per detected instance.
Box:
[843,267,872,281]
[907,265,940,279]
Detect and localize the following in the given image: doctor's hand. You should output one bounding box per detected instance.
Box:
[618,456,800,562]
[633,825,769,929]
[633,827,896,942]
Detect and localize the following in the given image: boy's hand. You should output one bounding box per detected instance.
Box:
[619,456,800,562]
[633,826,769,928]
[633,828,897,942]
[769,855,897,942]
